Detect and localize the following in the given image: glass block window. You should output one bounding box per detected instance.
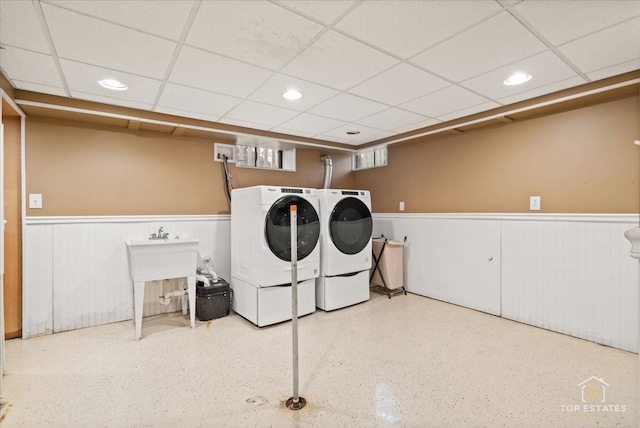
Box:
[234,144,295,171]
[353,147,388,170]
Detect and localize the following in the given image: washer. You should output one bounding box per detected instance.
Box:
[231,185,320,326]
[315,189,373,311]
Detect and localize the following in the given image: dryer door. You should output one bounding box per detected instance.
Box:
[265,196,320,261]
[329,197,373,255]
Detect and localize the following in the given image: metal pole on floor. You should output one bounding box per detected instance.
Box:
[286,204,306,410]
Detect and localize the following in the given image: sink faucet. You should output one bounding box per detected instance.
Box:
[149,227,169,240]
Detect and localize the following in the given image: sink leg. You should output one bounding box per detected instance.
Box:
[134,281,145,340]
[187,275,196,328]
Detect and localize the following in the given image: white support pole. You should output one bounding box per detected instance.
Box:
[287,204,306,410]
[291,205,299,403]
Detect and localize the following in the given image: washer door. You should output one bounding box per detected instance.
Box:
[265,196,320,261]
[329,197,373,255]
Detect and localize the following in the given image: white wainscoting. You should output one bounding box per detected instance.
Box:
[501,218,638,352]
[374,217,501,315]
[23,213,639,352]
[373,213,639,353]
[23,216,231,338]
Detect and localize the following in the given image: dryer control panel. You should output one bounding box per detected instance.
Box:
[281,188,304,194]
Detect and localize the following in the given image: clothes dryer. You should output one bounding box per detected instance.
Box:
[317,189,373,276]
[315,189,373,311]
[231,185,320,326]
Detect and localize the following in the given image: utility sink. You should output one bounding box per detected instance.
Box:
[127,238,200,282]
[126,237,200,339]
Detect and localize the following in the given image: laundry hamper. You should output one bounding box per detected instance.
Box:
[370,237,407,298]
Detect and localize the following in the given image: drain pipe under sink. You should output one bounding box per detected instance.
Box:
[158,289,188,306]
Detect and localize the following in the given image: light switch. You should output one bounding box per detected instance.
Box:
[399,201,405,211]
[29,193,43,209]
[529,196,541,211]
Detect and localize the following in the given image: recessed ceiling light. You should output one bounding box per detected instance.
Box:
[98,79,128,91]
[503,73,532,86]
[346,130,360,135]
[282,89,302,100]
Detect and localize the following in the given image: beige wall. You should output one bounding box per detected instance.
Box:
[25,117,354,216]
[355,94,640,214]
[3,114,22,338]
[23,93,640,216]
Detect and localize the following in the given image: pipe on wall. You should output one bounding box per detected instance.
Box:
[321,155,332,189]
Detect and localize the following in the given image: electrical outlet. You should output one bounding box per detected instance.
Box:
[29,193,43,209]
[214,143,235,163]
[530,196,541,211]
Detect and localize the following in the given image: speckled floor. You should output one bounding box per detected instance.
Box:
[1,292,637,427]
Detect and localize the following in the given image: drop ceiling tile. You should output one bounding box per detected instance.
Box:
[400,85,489,118]
[587,59,640,82]
[170,46,273,99]
[498,76,587,106]
[411,12,547,82]
[0,0,633,148]
[153,106,221,124]
[436,101,501,122]
[335,0,502,58]
[269,127,317,139]
[11,80,67,97]
[43,0,194,41]
[319,123,394,145]
[276,113,346,135]
[460,50,578,100]
[217,117,272,131]
[308,93,388,122]
[316,135,353,144]
[68,90,152,110]
[157,83,242,117]
[0,0,50,53]
[186,1,324,71]
[514,0,640,45]
[356,108,429,131]
[42,3,175,79]
[392,118,441,134]
[558,17,640,73]
[60,59,161,104]
[224,100,300,127]
[0,47,62,88]
[281,30,399,91]
[274,0,357,24]
[349,63,449,105]
[249,74,339,111]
